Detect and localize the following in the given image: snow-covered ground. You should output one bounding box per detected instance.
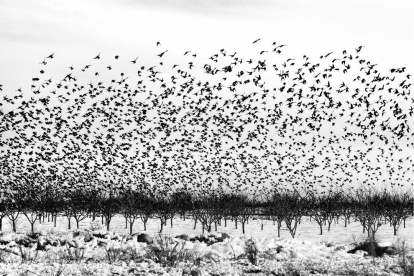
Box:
[2,214,413,247]
[0,229,412,276]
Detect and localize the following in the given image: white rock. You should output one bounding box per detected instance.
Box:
[191,242,208,257]
[1,233,15,242]
[275,253,288,261]
[129,260,136,268]
[290,250,305,259]
[182,240,195,251]
[228,237,247,257]
[377,241,392,248]
[205,242,234,259]
[332,251,351,260]
[354,250,368,258]
[8,241,17,247]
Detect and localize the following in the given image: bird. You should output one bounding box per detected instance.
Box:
[94,53,101,59]
[130,57,138,64]
[253,38,261,44]
[158,50,168,58]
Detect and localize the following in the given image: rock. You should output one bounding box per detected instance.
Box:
[221,233,231,240]
[1,233,15,243]
[205,242,234,260]
[354,250,368,257]
[46,237,59,247]
[332,251,351,260]
[65,238,77,248]
[83,233,94,243]
[191,241,208,257]
[137,233,153,244]
[92,230,108,239]
[26,231,42,240]
[381,246,398,256]
[175,234,189,241]
[334,245,348,251]
[228,237,247,258]
[36,237,48,251]
[73,237,86,249]
[276,245,284,253]
[377,241,393,248]
[88,237,98,249]
[263,238,280,250]
[275,252,288,261]
[15,237,33,247]
[290,250,305,259]
[97,239,108,247]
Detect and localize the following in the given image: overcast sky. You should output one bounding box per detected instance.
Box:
[0,0,413,92]
[0,0,413,191]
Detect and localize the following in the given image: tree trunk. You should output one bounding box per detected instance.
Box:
[12,219,16,232]
[277,221,282,237]
[106,216,111,231]
[130,221,134,235]
[328,221,332,231]
[159,218,164,233]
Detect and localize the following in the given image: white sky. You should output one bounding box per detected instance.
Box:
[0,0,413,92]
[0,0,413,192]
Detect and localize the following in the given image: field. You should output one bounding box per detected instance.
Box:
[0,187,413,275]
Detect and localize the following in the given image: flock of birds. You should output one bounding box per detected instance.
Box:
[0,40,413,197]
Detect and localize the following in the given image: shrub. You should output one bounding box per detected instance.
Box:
[395,238,414,276]
[146,233,194,267]
[245,238,258,266]
[17,244,38,264]
[63,244,85,263]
